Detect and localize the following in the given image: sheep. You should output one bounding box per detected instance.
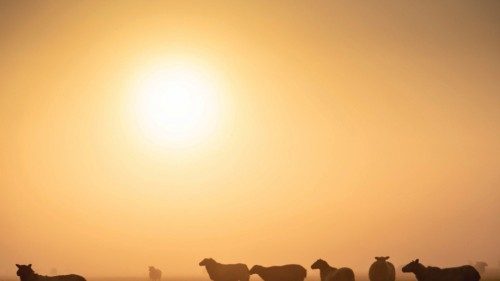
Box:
[402,259,480,281]
[149,266,162,281]
[310,259,354,281]
[249,264,306,281]
[16,264,86,281]
[369,257,395,281]
[199,258,249,281]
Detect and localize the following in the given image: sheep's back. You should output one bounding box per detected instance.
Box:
[426,266,480,281]
[386,263,395,281]
[369,261,395,281]
[461,266,481,281]
[260,265,306,281]
[213,264,249,281]
[320,268,337,281]
[328,268,354,281]
[43,275,86,281]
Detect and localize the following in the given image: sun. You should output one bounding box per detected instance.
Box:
[132,60,221,147]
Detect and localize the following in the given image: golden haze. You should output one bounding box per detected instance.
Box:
[0,1,499,278]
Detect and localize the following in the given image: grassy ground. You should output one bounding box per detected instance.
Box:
[2,276,499,281]
[88,277,500,281]
[84,277,500,281]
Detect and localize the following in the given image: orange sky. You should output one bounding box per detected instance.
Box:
[0,1,499,278]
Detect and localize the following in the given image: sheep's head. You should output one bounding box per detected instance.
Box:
[199,258,216,266]
[149,266,155,271]
[311,259,329,270]
[375,257,390,262]
[402,259,420,273]
[16,264,34,278]
[249,265,265,275]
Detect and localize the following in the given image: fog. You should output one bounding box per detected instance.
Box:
[0,1,499,277]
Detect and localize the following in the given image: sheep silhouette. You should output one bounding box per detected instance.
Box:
[199,258,249,281]
[16,264,85,281]
[369,257,395,281]
[249,264,306,281]
[149,266,162,281]
[311,259,354,281]
[402,259,480,281]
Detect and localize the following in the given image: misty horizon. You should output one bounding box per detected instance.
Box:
[0,0,499,279]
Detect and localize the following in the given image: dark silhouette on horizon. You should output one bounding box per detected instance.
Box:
[311,259,354,281]
[149,266,162,281]
[199,258,249,281]
[402,259,480,281]
[369,257,395,281]
[16,264,85,281]
[249,264,306,281]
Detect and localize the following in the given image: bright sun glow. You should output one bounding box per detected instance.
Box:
[133,60,221,147]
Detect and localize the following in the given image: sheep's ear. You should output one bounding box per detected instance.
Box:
[16,264,21,268]
[385,256,390,260]
[28,264,32,268]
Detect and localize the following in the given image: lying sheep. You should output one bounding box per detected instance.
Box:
[369,257,395,281]
[16,264,86,281]
[249,264,306,281]
[199,258,249,281]
[311,259,355,281]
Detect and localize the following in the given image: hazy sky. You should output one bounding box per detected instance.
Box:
[0,1,499,278]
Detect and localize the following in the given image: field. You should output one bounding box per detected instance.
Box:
[2,273,500,281]
[4,276,500,281]
[87,276,500,281]
[87,277,500,281]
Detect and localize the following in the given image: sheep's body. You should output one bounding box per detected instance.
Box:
[149,267,162,281]
[199,258,249,281]
[29,275,85,281]
[369,257,395,281]
[16,264,85,281]
[402,259,480,281]
[319,266,337,281]
[311,259,355,281]
[423,266,480,281]
[250,264,306,281]
[329,268,355,281]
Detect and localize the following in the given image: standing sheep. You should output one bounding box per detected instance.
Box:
[369,257,395,281]
[199,258,249,281]
[249,264,306,281]
[149,266,162,281]
[310,259,355,281]
[402,259,480,281]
